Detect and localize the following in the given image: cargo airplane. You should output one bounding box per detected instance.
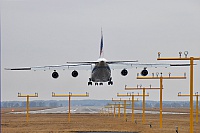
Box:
[5,31,190,86]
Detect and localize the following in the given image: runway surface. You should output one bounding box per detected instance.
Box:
[9,106,188,115]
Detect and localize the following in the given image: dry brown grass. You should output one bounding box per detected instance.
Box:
[1,108,200,133]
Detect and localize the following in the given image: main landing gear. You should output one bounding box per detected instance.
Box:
[108,81,113,85]
[88,78,92,86]
[108,78,113,85]
[87,78,113,86]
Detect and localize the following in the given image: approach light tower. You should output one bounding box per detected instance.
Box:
[106,103,117,117]
[111,98,132,120]
[52,92,89,122]
[137,72,186,128]
[18,93,38,123]
[117,92,149,123]
[178,92,200,123]
[157,51,200,133]
[125,85,160,124]
[104,105,113,116]
[107,102,136,118]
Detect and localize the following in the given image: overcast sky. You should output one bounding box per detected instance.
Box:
[1,0,200,101]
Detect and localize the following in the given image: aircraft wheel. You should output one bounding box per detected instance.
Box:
[108,81,113,85]
[110,81,113,85]
[88,82,92,86]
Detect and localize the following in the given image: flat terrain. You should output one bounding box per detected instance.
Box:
[1,108,200,133]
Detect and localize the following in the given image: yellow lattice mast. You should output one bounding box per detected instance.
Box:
[137,72,186,128]
[52,92,89,122]
[157,51,200,133]
[107,103,117,117]
[18,92,38,123]
[125,85,160,124]
[107,102,133,118]
[104,105,113,116]
[117,92,149,123]
[112,98,137,121]
[178,92,200,123]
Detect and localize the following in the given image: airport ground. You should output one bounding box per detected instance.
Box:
[1,107,200,133]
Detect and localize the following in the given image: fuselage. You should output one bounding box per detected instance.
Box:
[91,58,111,82]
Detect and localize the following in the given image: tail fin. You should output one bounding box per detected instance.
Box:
[99,29,103,58]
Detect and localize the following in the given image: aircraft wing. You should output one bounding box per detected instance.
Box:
[5,61,191,71]
[4,64,94,71]
[108,62,191,69]
[65,61,192,69]
[65,61,191,70]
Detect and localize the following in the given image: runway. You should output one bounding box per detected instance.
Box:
[9,106,188,115]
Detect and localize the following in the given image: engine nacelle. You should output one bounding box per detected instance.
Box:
[141,69,148,76]
[121,69,128,76]
[52,71,59,79]
[72,70,78,77]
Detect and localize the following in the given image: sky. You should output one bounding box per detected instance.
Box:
[1,0,200,101]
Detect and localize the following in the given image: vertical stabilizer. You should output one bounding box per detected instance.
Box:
[99,29,103,58]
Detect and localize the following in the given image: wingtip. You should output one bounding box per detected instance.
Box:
[4,68,11,70]
[170,64,191,66]
[4,67,31,70]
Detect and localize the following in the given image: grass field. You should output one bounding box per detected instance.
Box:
[1,107,200,133]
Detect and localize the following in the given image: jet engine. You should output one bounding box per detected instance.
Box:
[121,69,128,76]
[72,70,78,77]
[141,68,148,76]
[52,71,59,79]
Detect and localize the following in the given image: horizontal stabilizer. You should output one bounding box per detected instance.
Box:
[107,60,138,64]
[66,60,138,64]
[66,61,99,64]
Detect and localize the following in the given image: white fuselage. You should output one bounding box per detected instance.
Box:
[91,58,111,82]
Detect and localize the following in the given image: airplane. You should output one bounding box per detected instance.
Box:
[5,30,191,86]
